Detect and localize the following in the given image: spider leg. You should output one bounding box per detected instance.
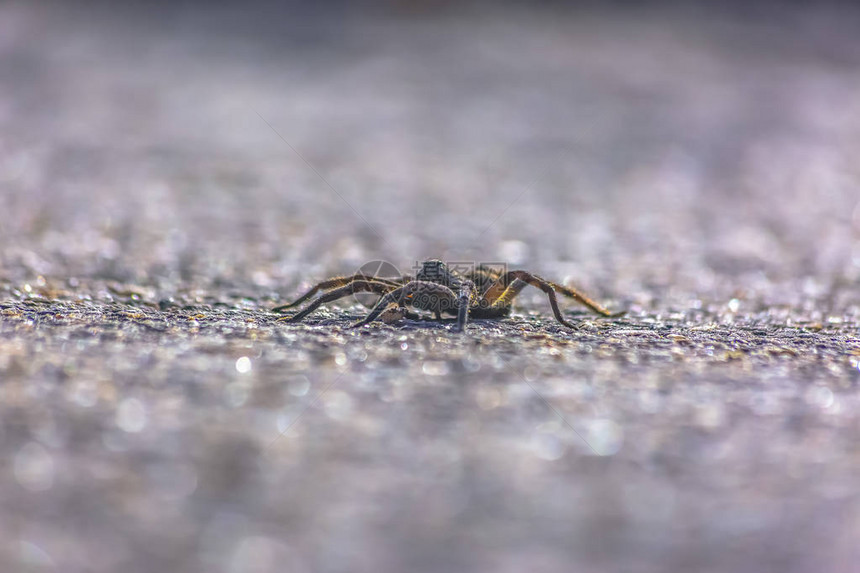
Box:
[454,280,476,332]
[278,280,396,322]
[273,274,404,313]
[545,281,622,317]
[484,271,581,329]
[485,271,621,318]
[352,281,459,328]
[351,286,408,328]
[487,278,529,308]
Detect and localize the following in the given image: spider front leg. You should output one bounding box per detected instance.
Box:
[278,280,396,322]
[454,280,476,332]
[350,286,408,328]
[352,281,460,329]
[273,274,404,313]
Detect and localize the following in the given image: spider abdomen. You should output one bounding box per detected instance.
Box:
[408,282,460,314]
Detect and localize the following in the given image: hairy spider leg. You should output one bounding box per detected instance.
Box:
[483,271,581,329]
[544,281,622,317]
[352,281,459,328]
[488,278,529,308]
[464,266,504,293]
[278,280,396,322]
[454,280,477,332]
[484,271,621,318]
[273,274,405,312]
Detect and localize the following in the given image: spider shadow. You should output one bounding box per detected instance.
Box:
[280,308,627,333]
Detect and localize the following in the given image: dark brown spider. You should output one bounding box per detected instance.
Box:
[273,259,624,332]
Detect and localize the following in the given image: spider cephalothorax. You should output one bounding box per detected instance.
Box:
[273,259,623,332]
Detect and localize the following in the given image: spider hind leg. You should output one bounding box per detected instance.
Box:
[484,272,583,329]
[546,281,621,317]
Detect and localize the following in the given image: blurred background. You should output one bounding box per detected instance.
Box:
[2,1,859,305]
[2,1,860,572]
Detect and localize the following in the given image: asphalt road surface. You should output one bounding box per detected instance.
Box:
[2,2,860,572]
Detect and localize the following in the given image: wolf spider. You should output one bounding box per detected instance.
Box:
[273,259,623,332]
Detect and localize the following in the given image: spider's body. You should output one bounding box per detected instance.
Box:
[274,259,623,332]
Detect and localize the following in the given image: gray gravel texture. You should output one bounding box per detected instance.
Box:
[2,2,860,572]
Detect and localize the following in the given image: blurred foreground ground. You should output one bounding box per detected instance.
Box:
[1,2,860,572]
